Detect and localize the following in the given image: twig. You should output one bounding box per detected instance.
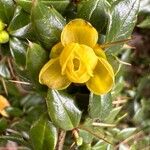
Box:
[8,80,31,85]
[92,122,116,127]
[0,78,8,95]
[56,130,66,150]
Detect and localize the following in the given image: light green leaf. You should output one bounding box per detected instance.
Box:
[77,0,110,33]
[0,61,11,79]
[105,106,122,123]
[30,116,57,150]
[31,0,65,49]
[88,93,112,120]
[8,6,32,38]
[9,37,27,68]
[47,90,82,130]
[106,0,140,54]
[117,128,136,140]
[137,16,150,29]
[16,0,70,14]
[26,42,48,84]
[0,0,15,24]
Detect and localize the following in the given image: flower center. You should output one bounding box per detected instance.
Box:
[73,58,80,71]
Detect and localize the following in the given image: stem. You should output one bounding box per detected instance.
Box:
[56,130,66,150]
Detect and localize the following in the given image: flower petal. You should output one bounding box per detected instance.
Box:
[39,58,71,89]
[61,19,98,48]
[0,95,10,117]
[86,58,114,95]
[50,42,64,58]
[93,44,106,59]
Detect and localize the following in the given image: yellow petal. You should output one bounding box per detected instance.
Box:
[0,95,10,117]
[39,58,71,90]
[86,58,114,95]
[50,42,64,58]
[93,44,106,59]
[61,19,98,48]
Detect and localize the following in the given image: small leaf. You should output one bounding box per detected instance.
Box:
[106,0,140,54]
[0,135,29,146]
[117,128,136,140]
[88,93,112,120]
[16,0,70,14]
[31,0,65,49]
[5,107,23,117]
[30,115,57,150]
[105,106,122,123]
[8,6,32,38]
[26,42,48,84]
[47,89,82,130]
[77,0,110,33]
[137,16,150,29]
[9,37,27,68]
[0,0,15,24]
[0,118,8,133]
[0,60,11,79]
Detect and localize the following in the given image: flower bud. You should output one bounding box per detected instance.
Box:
[0,30,9,44]
[0,20,5,31]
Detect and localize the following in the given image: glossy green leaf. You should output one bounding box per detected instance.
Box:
[77,0,110,33]
[88,93,112,120]
[9,37,27,68]
[30,115,57,150]
[31,0,65,49]
[8,6,32,38]
[0,60,11,79]
[26,42,48,84]
[16,0,69,14]
[0,0,15,24]
[137,16,150,29]
[105,0,140,54]
[117,128,136,140]
[47,90,82,130]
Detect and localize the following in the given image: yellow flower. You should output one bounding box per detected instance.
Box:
[39,19,114,95]
[0,95,10,117]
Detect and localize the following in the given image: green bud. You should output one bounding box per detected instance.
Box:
[0,20,5,31]
[0,31,9,44]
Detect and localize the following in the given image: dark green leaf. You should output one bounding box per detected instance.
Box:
[106,0,140,54]
[88,93,112,120]
[0,0,15,24]
[30,115,57,150]
[47,90,82,130]
[8,6,32,38]
[16,0,70,14]
[26,42,48,84]
[9,37,27,68]
[77,0,110,33]
[0,118,8,133]
[31,0,65,49]
[5,107,23,117]
[0,60,11,79]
